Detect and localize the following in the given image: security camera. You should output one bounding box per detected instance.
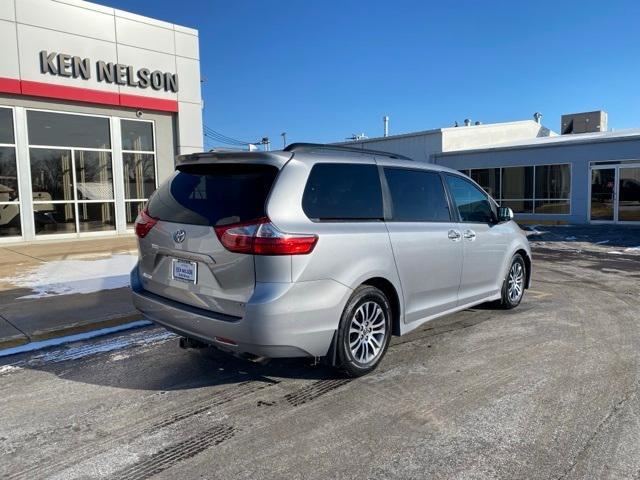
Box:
[135,110,143,118]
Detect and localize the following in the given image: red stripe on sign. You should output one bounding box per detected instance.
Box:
[21,80,121,106]
[120,93,179,112]
[0,77,179,113]
[0,77,22,95]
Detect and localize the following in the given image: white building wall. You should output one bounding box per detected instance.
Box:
[341,133,443,163]
[0,0,203,153]
[441,121,553,152]
[0,0,203,242]
[337,121,553,162]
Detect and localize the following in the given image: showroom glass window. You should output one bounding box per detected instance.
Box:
[121,119,157,227]
[534,164,571,214]
[501,166,534,213]
[27,110,115,235]
[0,107,21,237]
[470,168,501,200]
[466,164,571,214]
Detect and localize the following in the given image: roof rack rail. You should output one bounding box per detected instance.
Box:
[284,142,413,161]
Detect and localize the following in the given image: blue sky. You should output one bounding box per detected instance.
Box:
[104,0,640,148]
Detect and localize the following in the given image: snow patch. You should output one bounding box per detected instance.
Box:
[525,225,544,236]
[0,364,20,375]
[34,329,174,363]
[608,247,640,255]
[1,254,138,298]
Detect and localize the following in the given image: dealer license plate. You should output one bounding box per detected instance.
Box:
[172,258,197,283]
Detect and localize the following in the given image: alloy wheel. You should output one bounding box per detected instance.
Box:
[508,261,524,303]
[348,301,386,364]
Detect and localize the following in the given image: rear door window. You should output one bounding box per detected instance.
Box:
[147,163,278,226]
[302,163,383,220]
[384,168,451,222]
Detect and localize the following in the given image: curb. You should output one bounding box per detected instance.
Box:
[0,336,29,351]
[30,313,144,341]
[0,320,153,358]
[0,312,144,353]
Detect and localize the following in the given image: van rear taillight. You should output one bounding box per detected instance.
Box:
[134,208,158,238]
[214,218,318,255]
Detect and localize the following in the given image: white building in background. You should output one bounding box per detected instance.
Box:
[336,119,554,162]
[338,112,640,225]
[0,0,203,242]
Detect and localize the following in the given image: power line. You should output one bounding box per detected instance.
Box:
[204,131,246,146]
[202,125,276,152]
[203,125,253,146]
[203,131,246,146]
[203,131,244,147]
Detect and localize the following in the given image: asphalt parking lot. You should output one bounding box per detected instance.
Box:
[1,232,639,480]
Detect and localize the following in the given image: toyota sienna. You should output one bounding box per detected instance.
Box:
[131,144,531,376]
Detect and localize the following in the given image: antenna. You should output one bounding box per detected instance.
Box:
[383,115,389,137]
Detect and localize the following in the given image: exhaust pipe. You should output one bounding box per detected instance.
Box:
[240,352,270,365]
[179,336,269,364]
[179,337,208,349]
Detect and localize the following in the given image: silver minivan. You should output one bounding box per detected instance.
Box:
[131,144,531,376]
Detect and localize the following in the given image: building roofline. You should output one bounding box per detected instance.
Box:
[333,128,441,144]
[333,119,547,145]
[433,129,640,158]
[60,0,199,34]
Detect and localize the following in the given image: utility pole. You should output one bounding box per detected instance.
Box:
[281,132,287,148]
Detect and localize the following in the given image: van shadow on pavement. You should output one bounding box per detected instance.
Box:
[0,329,344,391]
[0,303,506,392]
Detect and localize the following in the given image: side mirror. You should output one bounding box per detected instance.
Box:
[497,207,514,223]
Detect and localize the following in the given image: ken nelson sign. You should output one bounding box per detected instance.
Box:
[39,50,179,93]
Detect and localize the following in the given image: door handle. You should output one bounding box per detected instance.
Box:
[448,229,462,241]
[463,229,476,241]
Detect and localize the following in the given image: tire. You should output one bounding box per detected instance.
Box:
[500,253,526,309]
[336,285,392,377]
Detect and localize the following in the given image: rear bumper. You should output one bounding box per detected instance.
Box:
[130,265,351,358]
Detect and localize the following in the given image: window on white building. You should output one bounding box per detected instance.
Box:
[28,110,116,235]
[0,107,20,237]
[121,119,157,227]
[467,164,571,215]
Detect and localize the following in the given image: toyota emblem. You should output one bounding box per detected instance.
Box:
[173,229,186,243]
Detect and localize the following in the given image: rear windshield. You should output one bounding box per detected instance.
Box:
[147,163,278,227]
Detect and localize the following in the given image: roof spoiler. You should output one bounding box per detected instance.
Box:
[175,150,292,169]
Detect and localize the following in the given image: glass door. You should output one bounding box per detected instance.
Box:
[618,166,640,222]
[27,110,115,237]
[590,168,616,222]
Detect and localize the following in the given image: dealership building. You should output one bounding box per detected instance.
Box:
[343,112,640,225]
[0,0,203,242]
[1,1,637,246]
